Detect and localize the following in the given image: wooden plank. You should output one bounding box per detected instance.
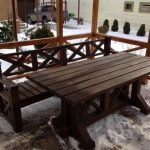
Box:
[64,65,150,105]
[19,82,40,95]
[34,54,143,84]
[91,0,99,35]
[49,56,149,90]
[27,52,130,78]
[146,31,150,57]
[30,53,135,81]
[56,0,63,40]
[0,37,58,49]
[19,92,26,100]
[96,33,148,48]
[25,81,46,93]
[56,60,150,97]
[18,84,34,97]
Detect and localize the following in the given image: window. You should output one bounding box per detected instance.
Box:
[124,1,134,12]
[139,2,150,13]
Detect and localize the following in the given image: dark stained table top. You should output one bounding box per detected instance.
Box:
[27,52,150,105]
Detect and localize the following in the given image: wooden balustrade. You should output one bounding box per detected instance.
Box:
[0,38,110,77]
[96,33,148,54]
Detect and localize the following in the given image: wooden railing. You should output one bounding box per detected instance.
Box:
[0,38,111,77]
[96,33,149,55]
[0,31,150,79]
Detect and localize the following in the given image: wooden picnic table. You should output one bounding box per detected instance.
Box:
[27,52,150,150]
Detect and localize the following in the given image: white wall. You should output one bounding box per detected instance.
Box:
[40,0,150,31]
[99,0,150,31]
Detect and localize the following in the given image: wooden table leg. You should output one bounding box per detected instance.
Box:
[131,79,150,114]
[52,99,71,138]
[70,104,95,150]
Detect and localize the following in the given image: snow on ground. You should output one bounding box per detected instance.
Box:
[0,20,150,150]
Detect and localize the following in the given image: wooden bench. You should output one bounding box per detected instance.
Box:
[0,74,52,132]
[0,39,110,132]
[27,52,150,149]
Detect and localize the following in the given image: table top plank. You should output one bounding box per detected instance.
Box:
[27,52,132,79]
[26,53,150,106]
[50,57,150,91]
[56,60,150,97]
[32,55,142,87]
[65,65,150,105]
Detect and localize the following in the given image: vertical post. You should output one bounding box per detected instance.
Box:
[35,0,39,26]
[144,31,150,84]
[56,0,63,43]
[91,0,99,37]
[12,0,18,46]
[104,36,111,56]
[12,0,19,68]
[146,31,150,57]
[50,0,53,21]
[56,0,64,62]
[77,0,80,25]
[65,0,67,22]
[24,0,27,24]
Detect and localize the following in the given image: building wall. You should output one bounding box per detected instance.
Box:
[99,0,150,31]
[66,0,150,31]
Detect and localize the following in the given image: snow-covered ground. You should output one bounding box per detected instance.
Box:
[0,20,150,150]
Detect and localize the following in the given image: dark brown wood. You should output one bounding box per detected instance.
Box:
[0,75,52,131]
[131,80,150,114]
[0,39,110,77]
[27,52,150,149]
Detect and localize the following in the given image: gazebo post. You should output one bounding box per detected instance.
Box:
[89,0,99,58]
[91,0,99,37]
[144,31,150,83]
[56,0,64,62]
[56,0,63,43]
[24,0,27,26]
[146,31,150,57]
[35,0,39,26]
[12,0,18,53]
[77,0,80,25]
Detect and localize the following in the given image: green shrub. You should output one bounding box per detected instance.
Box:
[111,19,119,32]
[137,24,146,36]
[30,26,54,49]
[0,21,14,42]
[123,22,130,34]
[98,25,109,34]
[103,19,109,28]
[68,13,75,18]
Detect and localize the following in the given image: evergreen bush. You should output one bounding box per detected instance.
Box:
[103,19,109,28]
[98,25,109,34]
[111,19,119,32]
[30,26,54,49]
[137,24,146,36]
[123,22,130,34]
[0,21,14,42]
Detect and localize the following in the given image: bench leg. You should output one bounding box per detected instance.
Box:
[0,83,5,113]
[0,97,5,113]
[131,80,150,114]
[10,105,23,132]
